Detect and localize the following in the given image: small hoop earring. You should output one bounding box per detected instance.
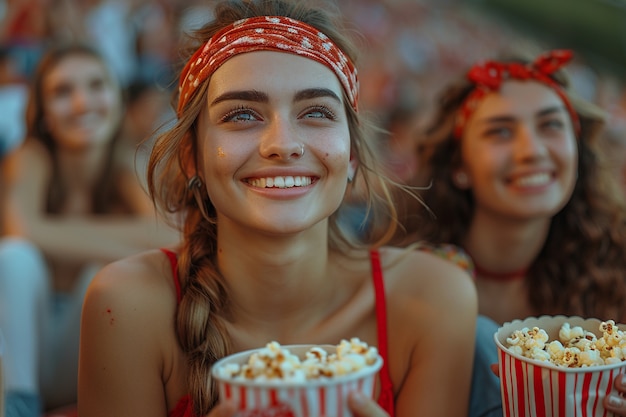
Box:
[188,175,213,223]
[187,175,202,191]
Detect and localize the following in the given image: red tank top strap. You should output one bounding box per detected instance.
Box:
[161,248,182,304]
[169,394,194,417]
[370,249,395,416]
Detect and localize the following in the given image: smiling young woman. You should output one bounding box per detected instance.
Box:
[77,2,478,417]
[401,49,626,417]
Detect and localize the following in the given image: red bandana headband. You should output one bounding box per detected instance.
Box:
[454,49,580,139]
[177,16,359,116]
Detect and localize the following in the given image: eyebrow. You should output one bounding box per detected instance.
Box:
[293,88,341,104]
[536,106,566,118]
[479,106,567,124]
[209,88,341,107]
[210,90,268,106]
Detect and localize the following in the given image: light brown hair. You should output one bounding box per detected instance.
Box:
[146,0,406,414]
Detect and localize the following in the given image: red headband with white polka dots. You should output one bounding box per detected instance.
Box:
[177,16,359,116]
[454,49,580,139]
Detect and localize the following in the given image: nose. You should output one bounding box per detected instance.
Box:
[513,124,547,161]
[259,118,305,160]
[71,88,90,112]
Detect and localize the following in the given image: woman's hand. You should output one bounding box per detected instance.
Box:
[604,374,626,416]
[347,392,389,417]
[490,363,499,376]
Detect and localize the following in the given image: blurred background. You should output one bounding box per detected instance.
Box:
[1,3,624,416]
[1,0,625,183]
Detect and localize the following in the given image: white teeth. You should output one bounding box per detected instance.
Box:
[515,173,551,187]
[75,113,101,127]
[274,177,285,188]
[248,176,312,188]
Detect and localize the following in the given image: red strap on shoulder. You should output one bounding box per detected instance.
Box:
[160,248,182,304]
[168,394,193,417]
[370,250,395,416]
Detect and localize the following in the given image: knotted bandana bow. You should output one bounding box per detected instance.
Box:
[454,49,580,139]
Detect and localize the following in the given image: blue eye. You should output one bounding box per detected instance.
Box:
[89,78,107,92]
[542,119,564,130]
[220,107,261,123]
[302,106,336,120]
[485,126,513,140]
[52,84,73,99]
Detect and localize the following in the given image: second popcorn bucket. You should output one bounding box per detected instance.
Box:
[211,340,383,417]
[494,315,626,417]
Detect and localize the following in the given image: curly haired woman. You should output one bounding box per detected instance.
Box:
[404,49,626,416]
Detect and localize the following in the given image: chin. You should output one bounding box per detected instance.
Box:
[510,205,564,220]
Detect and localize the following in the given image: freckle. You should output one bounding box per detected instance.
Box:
[110,318,115,325]
[106,308,112,313]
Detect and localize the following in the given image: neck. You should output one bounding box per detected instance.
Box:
[463,211,550,282]
[217,221,333,306]
[472,260,527,282]
[57,144,108,188]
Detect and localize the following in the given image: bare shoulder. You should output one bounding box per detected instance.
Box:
[5,141,53,231]
[8,140,51,184]
[377,245,477,340]
[15,139,50,166]
[84,248,177,325]
[378,246,477,414]
[79,249,183,416]
[379,245,476,303]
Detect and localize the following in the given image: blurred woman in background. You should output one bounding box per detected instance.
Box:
[0,42,178,417]
[404,49,626,416]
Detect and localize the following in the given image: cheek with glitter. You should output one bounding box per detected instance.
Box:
[217,147,225,158]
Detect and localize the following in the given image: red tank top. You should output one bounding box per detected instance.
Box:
[162,249,395,416]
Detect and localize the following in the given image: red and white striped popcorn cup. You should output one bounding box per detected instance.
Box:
[494,315,626,417]
[211,344,383,417]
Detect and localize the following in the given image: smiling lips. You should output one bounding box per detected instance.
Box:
[247,176,314,188]
[511,172,552,188]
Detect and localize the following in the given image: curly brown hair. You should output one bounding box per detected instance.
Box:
[405,54,626,323]
[146,0,404,414]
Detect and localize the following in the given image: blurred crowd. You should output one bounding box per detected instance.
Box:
[0,0,211,161]
[2,1,626,416]
[335,0,626,187]
[2,0,626,181]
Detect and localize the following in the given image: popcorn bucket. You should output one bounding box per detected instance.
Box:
[211,344,383,417]
[494,315,626,417]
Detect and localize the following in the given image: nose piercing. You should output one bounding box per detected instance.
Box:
[299,145,305,157]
